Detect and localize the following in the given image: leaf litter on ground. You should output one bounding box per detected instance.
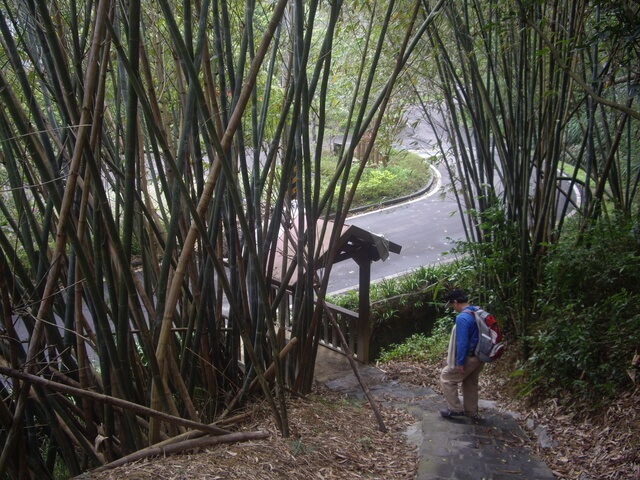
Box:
[78,353,638,480]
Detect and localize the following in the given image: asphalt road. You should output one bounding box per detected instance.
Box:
[325,106,467,293]
[326,103,579,294]
[327,155,465,293]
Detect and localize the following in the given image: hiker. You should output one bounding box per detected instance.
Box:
[440,289,483,419]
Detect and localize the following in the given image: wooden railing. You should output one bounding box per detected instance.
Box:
[273,287,368,363]
[319,301,364,361]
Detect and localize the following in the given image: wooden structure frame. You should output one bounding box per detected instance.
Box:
[271,219,402,363]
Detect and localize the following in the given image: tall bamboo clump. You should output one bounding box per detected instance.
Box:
[0,0,437,477]
[416,0,639,336]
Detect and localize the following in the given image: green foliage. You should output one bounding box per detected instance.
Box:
[524,292,640,405]
[36,438,71,480]
[377,316,452,364]
[328,289,359,311]
[542,216,640,306]
[371,277,398,300]
[520,215,640,406]
[449,203,532,336]
[454,204,521,291]
[352,168,398,204]
[352,151,431,207]
[328,260,473,310]
[53,457,70,480]
[319,150,431,210]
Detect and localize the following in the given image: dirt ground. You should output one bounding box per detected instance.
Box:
[78,350,639,480]
[78,386,417,480]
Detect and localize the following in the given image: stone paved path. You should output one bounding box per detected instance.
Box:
[314,349,556,480]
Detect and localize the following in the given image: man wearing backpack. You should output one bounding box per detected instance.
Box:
[440,289,484,419]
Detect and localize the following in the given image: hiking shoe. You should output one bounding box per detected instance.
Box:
[440,409,465,418]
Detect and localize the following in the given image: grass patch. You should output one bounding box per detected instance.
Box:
[377,316,451,364]
[319,149,432,210]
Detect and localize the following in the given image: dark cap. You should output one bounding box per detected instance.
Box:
[445,289,468,304]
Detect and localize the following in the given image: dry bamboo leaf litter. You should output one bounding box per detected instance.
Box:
[79,389,417,480]
[77,357,638,480]
[383,359,639,480]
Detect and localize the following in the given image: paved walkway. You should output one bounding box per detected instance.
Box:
[314,349,556,480]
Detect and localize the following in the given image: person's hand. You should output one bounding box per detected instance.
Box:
[456,365,464,375]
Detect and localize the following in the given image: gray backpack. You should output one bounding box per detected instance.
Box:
[465,308,505,363]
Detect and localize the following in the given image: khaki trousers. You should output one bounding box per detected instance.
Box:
[440,355,484,415]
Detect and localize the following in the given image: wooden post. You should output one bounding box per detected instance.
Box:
[355,253,371,363]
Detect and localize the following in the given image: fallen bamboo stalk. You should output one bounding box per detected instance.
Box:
[144,411,256,450]
[249,336,299,392]
[0,365,230,437]
[92,430,269,472]
[318,298,387,433]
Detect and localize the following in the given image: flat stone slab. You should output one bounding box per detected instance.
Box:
[314,348,555,480]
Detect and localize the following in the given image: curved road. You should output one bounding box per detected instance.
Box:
[327,108,579,294]
[327,110,464,293]
[327,157,464,293]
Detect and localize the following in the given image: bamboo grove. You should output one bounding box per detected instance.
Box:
[1,0,638,477]
[415,0,640,338]
[0,0,446,476]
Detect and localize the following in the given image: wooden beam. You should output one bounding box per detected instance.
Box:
[355,253,371,363]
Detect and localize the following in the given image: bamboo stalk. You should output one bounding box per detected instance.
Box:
[317,297,387,433]
[0,1,112,474]
[0,365,231,437]
[153,0,292,439]
[93,431,269,473]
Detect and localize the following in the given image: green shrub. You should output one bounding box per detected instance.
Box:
[524,292,640,405]
[319,149,431,210]
[520,215,640,406]
[543,215,640,305]
[377,316,452,364]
